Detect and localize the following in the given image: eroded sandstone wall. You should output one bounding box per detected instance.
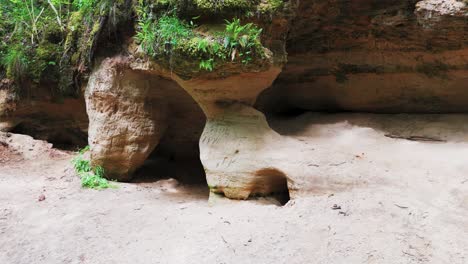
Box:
[259,0,468,113]
[0,81,88,148]
[85,57,206,181]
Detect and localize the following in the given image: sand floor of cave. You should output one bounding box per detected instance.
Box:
[1,113,468,264]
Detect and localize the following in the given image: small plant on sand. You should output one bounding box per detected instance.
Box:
[72,146,115,189]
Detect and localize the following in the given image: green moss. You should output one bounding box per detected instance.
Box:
[59,0,132,95]
[31,42,62,82]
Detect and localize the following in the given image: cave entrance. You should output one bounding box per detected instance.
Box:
[10,121,87,150]
[131,75,208,188]
[251,168,290,206]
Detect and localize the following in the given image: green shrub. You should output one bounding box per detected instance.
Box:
[72,146,115,190]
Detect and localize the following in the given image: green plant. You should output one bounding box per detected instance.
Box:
[73,0,94,12]
[223,18,263,63]
[135,13,157,55]
[7,0,47,44]
[72,146,115,189]
[80,166,112,189]
[199,58,214,71]
[1,46,29,83]
[156,14,193,47]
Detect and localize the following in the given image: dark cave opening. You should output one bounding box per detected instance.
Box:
[251,168,291,206]
[10,121,87,150]
[130,76,208,188]
[131,144,207,186]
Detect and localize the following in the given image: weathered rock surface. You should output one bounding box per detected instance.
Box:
[86,57,206,181]
[0,79,88,148]
[86,57,169,180]
[259,0,468,113]
[0,131,64,161]
[174,67,288,199]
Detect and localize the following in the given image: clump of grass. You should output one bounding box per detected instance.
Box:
[72,146,115,189]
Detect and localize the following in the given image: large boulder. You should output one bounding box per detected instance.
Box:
[85,57,169,181]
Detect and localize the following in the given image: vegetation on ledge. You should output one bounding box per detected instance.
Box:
[0,0,131,95]
[1,0,288,93]
[149,0,285,16]
[134,0,275,75]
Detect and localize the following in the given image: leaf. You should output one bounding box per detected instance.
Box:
[239,35,248,48]
[223,37,231,48]
[231,49,237,61]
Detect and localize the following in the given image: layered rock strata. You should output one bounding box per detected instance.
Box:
[260,0,468,113]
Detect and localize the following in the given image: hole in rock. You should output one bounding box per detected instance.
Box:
[132,146,207,185]
[129,76,208,197]
[132,148,209,200]
[11,122,87,150]
[251,168,290,206]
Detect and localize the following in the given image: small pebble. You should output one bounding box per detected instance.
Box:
[38,194,46,202]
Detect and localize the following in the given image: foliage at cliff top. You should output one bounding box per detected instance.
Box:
[134,0,284,76]
[0,0,130,95]
[0,0,286,94]
[135,12,266,74]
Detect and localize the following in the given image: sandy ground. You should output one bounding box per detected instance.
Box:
[1,113,468,264]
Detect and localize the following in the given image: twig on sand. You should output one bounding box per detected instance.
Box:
[394,204,408,209]
[402,251,416,257]
[221,236,236,253]
[384,134,446,142]
[329,162,346,167]
[221,236,228,244]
